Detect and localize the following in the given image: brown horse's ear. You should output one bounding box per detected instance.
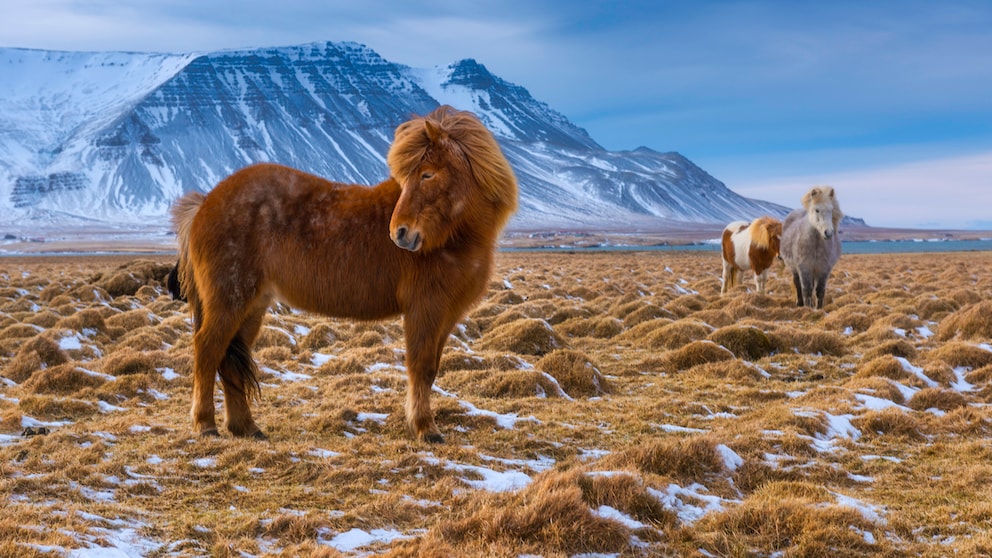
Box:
[424,119,445,143]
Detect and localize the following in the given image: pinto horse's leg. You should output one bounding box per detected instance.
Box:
[218,304,268,439]
[721,260,733,294]
[754,270,767,294]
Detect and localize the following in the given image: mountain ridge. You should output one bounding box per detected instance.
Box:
[0,40,816,232]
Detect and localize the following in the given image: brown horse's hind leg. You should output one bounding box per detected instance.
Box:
[219,305,267,439]
[191,315,239,437]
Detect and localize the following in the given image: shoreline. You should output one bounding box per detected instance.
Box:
[1,225,989,256]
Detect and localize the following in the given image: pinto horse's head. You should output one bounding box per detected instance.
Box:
[801,185,844,240]
[386,106,518,253]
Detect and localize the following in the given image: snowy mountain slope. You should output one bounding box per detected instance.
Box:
[0,49,197,203]
[0,41,793,231]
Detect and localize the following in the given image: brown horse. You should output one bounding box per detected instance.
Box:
[171,106,518,443]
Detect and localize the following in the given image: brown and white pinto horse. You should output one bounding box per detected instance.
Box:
[721,216,783,295]
[171,106,518,443]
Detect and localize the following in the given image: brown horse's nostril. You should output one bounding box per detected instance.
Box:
[392,225,422,251]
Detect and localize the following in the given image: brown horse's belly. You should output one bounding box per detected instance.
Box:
[269,279,402,321]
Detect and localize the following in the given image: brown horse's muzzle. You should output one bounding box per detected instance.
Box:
[391,225,423,252]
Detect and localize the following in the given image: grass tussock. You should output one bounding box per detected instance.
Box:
[100,347,161,376]
[430,470,634,556]
[938,300,992,341]
[698,480,887,557]
[556,315,624,339]
[844,376,907,405]
[642,340,735,372]
[22,364,109,394]
[863,339,918,360]
[773,327,847,356]
[445,368,565,399]
[820,305,878,333]
[929,341,992,369]
[535,349,609,397]
[907,387,968,412]
[853,408,925,440]
[707,325,775,360]
[641,320,713,350]
[602,436,728,481]
[577,471,677,527]
[4,333,69,383]
[476,318,565,356]
[854,355,911,382]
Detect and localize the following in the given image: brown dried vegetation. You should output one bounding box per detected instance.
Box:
[1,251,991,556]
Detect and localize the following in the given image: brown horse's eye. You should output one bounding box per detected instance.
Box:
[421,171,435,181]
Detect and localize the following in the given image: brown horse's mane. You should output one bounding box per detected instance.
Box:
[748,216,782,250]
[387,105,518,229]
[801,185,844,229]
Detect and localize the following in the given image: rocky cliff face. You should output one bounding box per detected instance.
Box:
[0,41,790,231]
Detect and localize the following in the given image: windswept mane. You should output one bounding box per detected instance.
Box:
[748,216,782,250]
[387,105,518,228]
[801,185,844,229]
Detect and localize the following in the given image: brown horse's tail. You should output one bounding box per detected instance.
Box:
[170,192,262,401]
[171,192,206,307]
[222,336,262,401]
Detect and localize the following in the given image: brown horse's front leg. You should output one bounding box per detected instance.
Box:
[406,368,443,443]
[403,313,450,443]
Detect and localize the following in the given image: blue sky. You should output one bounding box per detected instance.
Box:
[2,0,990,229]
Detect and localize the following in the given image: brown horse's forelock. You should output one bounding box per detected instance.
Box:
[387,106,518,228]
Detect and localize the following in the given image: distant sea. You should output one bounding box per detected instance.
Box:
[505,239,992,254]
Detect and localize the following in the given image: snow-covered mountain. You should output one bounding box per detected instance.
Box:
[0,41,792,232]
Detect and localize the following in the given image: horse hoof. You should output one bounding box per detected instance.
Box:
[422,432,445,444]
[199,428,220,437]
[250,430,269,441]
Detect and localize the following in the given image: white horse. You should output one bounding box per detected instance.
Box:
[779,186,843,308]
[721,216,783,295]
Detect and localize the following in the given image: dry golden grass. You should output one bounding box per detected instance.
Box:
[1,250,992,556]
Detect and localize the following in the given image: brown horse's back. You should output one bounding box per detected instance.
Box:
[189,163,406,320]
